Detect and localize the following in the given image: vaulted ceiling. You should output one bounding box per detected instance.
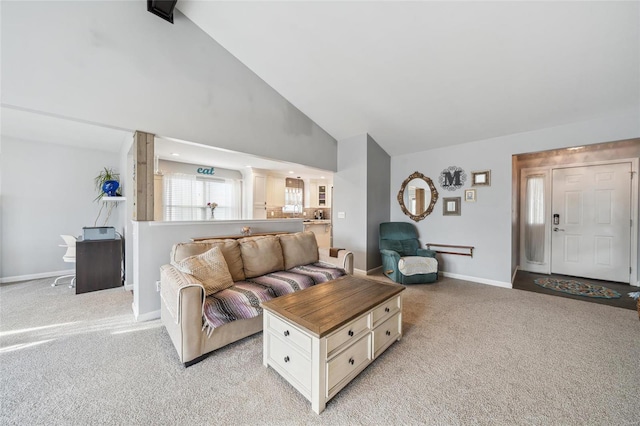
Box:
[178,1,639,156]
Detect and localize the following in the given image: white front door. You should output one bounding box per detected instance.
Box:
[551,162,631,283]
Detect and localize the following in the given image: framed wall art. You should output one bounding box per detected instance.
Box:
[464,189,476,202]
[471,170,491,186]
[443,197,461,216]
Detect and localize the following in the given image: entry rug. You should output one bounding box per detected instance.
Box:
[534,278,621,299]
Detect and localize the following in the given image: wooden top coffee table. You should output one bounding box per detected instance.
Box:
[262,275,405,414]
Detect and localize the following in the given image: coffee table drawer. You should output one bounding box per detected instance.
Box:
[327,334,372,393]
[267,313,311,354]
[372,295,401,324]
[327,315,369,354]
[373,312,401,356]
[267,334,311,392]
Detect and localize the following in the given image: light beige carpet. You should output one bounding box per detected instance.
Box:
[1,275,639,425]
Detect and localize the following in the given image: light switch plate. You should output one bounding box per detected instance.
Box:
[338,212,346,219]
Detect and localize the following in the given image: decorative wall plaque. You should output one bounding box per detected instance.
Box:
[438,166,467,191]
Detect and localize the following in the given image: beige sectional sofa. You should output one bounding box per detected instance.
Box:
[160,231,353,366]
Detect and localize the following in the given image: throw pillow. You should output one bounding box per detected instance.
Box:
[238,236,284,278]
[171,240,245,282]
[173,246,234,296]
[279,231,319,270]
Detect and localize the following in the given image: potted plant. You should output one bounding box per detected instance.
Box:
[93,167,121,226]
[94,167,121,201]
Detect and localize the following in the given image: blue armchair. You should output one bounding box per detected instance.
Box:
[379,222,438,284]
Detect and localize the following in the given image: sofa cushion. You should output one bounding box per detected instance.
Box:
[238,236,284,278]
[173,246,234,296]
[279,231,319,270]
[171,240,245,282]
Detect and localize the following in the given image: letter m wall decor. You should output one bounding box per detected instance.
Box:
[438,166,467,191]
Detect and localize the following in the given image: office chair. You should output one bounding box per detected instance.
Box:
[52,235,77,288]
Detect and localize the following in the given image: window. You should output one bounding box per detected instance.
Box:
[162,173,241,221]
[524,174,545,263]
[283,178,304,213]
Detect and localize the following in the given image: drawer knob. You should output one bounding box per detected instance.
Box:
[386,330,391,336]
[284,356,290,363]
[348,357,354,365]
[283,330,290,337]
[348,330,354,337]
[385,307,390,313]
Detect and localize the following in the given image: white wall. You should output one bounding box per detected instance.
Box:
[333,134,390,273]
[0,136,123,281]
[366,135,390,270]
[334,135,368,271]
[1,1,337,172]
[391,108,640,287]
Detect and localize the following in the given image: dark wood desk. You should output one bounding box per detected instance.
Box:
[76,238,123,294]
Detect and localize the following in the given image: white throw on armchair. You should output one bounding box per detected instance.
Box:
[52,235,77,288]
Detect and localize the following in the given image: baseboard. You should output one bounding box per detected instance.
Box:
[365,266,382,275]
[440,271,512,289]
[353,265,383,276]
[124,282,134,292]
[132,302,160,322]
[0,269,74,284]
[511,266,519,284]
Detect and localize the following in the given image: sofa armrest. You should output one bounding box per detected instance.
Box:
[161,264,209,364]
[318,248,354,275]
[160,264,206,324]
[380,249,401,261]
[416,248,437,258]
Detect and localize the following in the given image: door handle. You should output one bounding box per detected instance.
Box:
[553,227,565,232]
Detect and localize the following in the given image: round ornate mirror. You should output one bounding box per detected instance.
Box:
[397,171,439,222]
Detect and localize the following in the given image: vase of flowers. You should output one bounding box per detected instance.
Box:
[207,202,218,220]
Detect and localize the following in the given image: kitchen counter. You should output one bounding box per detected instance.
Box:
[303,219,331,224]
[303,220,331,248]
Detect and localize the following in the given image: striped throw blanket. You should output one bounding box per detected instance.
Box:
[202,263,345,334]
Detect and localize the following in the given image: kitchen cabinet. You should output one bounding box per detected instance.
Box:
[317,185,328,207]
[267,176,286,207]
[307,182,317,208]
[253,174,267,219]
[307,181,332,208]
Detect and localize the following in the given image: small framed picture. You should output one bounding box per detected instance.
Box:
[465,189,476,202]
[443,197,461,216]
[471,170,491,186]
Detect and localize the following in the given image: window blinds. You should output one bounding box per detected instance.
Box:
[162,173,241,221]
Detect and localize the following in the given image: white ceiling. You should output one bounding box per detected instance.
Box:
[1,107,131,153]
[178,1,639,156]
[154,136,332,179]
[1,107,332,180]
[3,2,636,176]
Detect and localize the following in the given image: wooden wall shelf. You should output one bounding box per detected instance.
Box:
[426,243,474,257]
